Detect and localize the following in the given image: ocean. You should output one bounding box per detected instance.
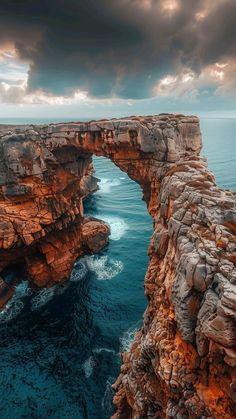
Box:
[0,117,235,418]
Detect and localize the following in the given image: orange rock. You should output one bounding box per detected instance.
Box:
[0,277,15,309]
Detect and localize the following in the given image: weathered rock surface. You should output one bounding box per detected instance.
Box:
[0,125,110,288]
[0,114,235,417]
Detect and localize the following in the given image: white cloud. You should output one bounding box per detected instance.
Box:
[0,80,88,105]
[194,0,228,22]
[0,43,235,113]
[153,70,199,101]
[0,47,28,83]
[0,46,88,105]
[161,0,180,15]
[152,60,236,101]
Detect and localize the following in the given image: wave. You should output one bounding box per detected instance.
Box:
[83,356,95,378]
[120,327,138,352]
[70,260,88,282]
[101,376,115,415]
[1,279,68,317]
[54,282,70,295]
[0,280,31,323]
[0,300,24,323]
[98,215,128,241]
[14,280,32,298]
[98,178,122,194]
[85,255,123,280]
[30,287,55,311]
[93,347,117,356]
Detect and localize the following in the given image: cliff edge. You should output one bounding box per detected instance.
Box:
[0,114,235,417]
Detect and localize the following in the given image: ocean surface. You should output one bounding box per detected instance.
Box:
[0,117,235,419]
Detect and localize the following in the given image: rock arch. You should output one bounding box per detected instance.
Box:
[0,114,235,417]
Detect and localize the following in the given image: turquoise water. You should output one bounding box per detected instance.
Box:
[0,118,235,418]
[201,119,236,191]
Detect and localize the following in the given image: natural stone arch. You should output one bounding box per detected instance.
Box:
[0,114,235,417]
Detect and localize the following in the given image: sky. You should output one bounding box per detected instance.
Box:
[0,0,236,119]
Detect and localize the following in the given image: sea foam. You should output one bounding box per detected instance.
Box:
[70,259,88,282]
[0,280,30,323]
[98,178,121,194]
[99,215,128,241]
[0,300,24,323]
[30,287,55,311]
[85,255,123,280]
[83,356,95,378]
[93,347,117,356]
[120,327,138,352]
[101,376,115,415]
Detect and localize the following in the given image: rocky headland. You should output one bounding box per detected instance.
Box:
[0,114,235,418]
[0,123,110,293]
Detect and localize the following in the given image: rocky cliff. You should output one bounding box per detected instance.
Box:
[0,114,235,418]
[0,124,110,294]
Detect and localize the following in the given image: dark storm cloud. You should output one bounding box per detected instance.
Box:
[0,0,235,98]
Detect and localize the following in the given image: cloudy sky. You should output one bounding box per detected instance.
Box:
[0,0,236,119]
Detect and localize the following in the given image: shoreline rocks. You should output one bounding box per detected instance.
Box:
[0,113,235,417]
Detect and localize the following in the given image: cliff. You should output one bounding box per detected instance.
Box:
[0,124,110,291]
[0,114,235,418]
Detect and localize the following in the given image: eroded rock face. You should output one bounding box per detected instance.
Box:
[0,125,110,289]
[0,114,235,417]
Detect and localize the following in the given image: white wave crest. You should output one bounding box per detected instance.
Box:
[30,287,55,311]
[0,299,24,323]
[98,216,128,241]
[98,178,121,194]
[83,356,95,378]
[70,260,88,282]
[14,280,32,298]
[93,347,117,356]
[0,280,32,323]
[85,255,123,280]
[120,327,138,352]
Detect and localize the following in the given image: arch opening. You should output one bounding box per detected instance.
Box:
[0,153,152,419]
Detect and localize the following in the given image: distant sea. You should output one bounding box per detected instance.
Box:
[0,117,235,418]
